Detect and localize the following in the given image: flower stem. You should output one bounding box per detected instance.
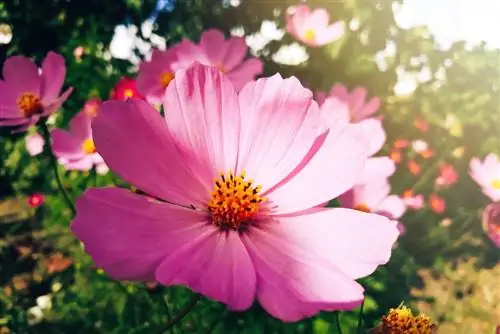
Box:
[334,312,342,334]
[40,123,76,216]
[157,293,201,333]
[357,298,365,334]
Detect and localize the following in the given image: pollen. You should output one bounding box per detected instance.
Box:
[381,305,438,334]
[491,178,500,190]
[208,170,266,231]
[160,72,174,88]
[355,203,371,213]
[82,138,96,154]
[17,93,42,117]
[303,29,316,42]
[123,89,134,98]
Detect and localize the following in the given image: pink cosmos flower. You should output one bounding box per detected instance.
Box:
[319,96,385,156]
[51,111,108,174]
[339,180,406,223]
[25,132,45,156]
[71,64,399,322]
[436,162,458,187]
[137,29,263,101]
[0,52,73,130]
[482,203,500,248]
[469,153,500,202]
[285,4,345,47]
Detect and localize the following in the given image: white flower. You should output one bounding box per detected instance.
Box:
[412,139,429,153]
[27,307,43,325]
[109,25,138,60]
[272,43,309,65]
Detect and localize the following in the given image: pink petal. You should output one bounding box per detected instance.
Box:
[242,220,364,322]
[375,195,406,220]
[51,128,84,159]
[137,48,178,100]
[222,37,249,72]
[2,55,41,95]
[93,99,209,206]
[289,4,312,37]
[340,181,391,210]
[354,118,386,156]
[348,87,368,117]
[306,8,330,30]
[236,74,322,192]
[319,97,350,128]
[163,63,240,178]
[357,97,381,120]
[42,87,73,115]
[0,80,22,118]
[329,83,349,100]
[315,22,345,45]
[278,208,400,279]
[315,90,327,106]
[71,187,209,281]
[61,156,94,171]
[41,52,66,104]
[25,132,45,156]
[69,111,92,141]
[226,58,263,92]
[358,157,396,184]
[155,231,256,310]
[199,29,228,65]
[267,119,368,215]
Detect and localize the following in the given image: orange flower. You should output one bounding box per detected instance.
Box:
[407,160,421,175]
[393,139,409,149]
[429,193,445,214]
[390,150,402,164]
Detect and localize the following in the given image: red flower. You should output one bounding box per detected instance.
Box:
[28,193,45,208]
[111,77,144,101]
[436,162,458,187]
[429,193,445,214]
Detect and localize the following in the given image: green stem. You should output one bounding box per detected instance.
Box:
[357,298,365,334]
[334,312,342,334]
[40,123,76,216]
[157,294,201,334]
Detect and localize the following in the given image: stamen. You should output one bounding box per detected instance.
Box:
[160,72,174,88]
[17,93,42,117]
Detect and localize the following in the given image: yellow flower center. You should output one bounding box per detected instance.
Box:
[303,29,316,42]
[491,179,500,190]
[382,306,438,334]
[160,72,174,88]
[17,93,42,117]
[355,203,371,213]
[123,89,134,98]
[81,138,96,154]
[208,170,266,231]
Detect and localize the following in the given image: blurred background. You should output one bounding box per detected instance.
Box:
[0,0,499,333]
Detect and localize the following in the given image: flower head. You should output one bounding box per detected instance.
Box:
[71,64,399,322]
[435,162,458,187]
[137,29,263,101]
[469,153,500,201]
[286,4,345,47]
[0,52,72,130]
[51,111,108,173]
[28,193,45,208]
[402,190,424,210]
[25,132,45,156]
[482,203,500,248]
[371,305,438,334]
[83,97,101,118]
[429,193,445,214]
[111,77,144,101]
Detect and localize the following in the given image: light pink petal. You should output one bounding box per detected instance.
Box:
[221,37,248,72]
[358,156,396,184]
[289,4,312,37]
[172,40,208,69]
[96,162,109,175]
[51,128,84,159]
[354,118,386,156]
[483,188,500,202]
[93,98,209,206]
[41,52,66,103]
[315,22,345,45]
[0,80,22,118]
[226,58,263,92]
[267,119,368,215]
[375,195,406,219]
[340,181,390,210]
[357,97,381,120]
[61,156,94,171]
[469,157,486,187]
[237,74,322,192]
[69,111,92,140]
[315,90,327,106]
[25,132,45,156]
[306,8,330,30]
[242,220,364,322]
[319,97,350,128]
[163,63,240,179]
[2,55,41,95]
[155,231,256,311]
[329,84,349,100]
[71,187,209,281]
[199,29,228,65]
[278,208,400,279]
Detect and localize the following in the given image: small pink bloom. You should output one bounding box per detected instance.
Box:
[137,29,263,101]
[0,52,73,130]
[393,139,409,149]
[28,193,45,208]
[51,111,107,173]
[111,77,144,101]
[71,64,399,322]
[319,97,385,156]
[482,203,500,248]
[83,97,101,118]
[469,154,500,202]
[285,4,345,47]
[402,190,424,210]
[429,193,445,214]
[436,162,458,187]
[25,132,45,156]
[339,180,406,221]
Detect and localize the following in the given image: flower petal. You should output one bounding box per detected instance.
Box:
[375,195,406,220]
[41,52,66,103]
[163,63,240,175]
[51,128,85,159]
[69,111,92,140]
[155,231,256,310]
[199,29,228,66]
[0,80,22,118]
[93,98,210,206]
[354,118,386,156]
[226,58,263,92]
[315,22,345,45]
[2,55,41,95]
[358,157,396,184]
[71,187,209,281]
[221,36,248,72]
